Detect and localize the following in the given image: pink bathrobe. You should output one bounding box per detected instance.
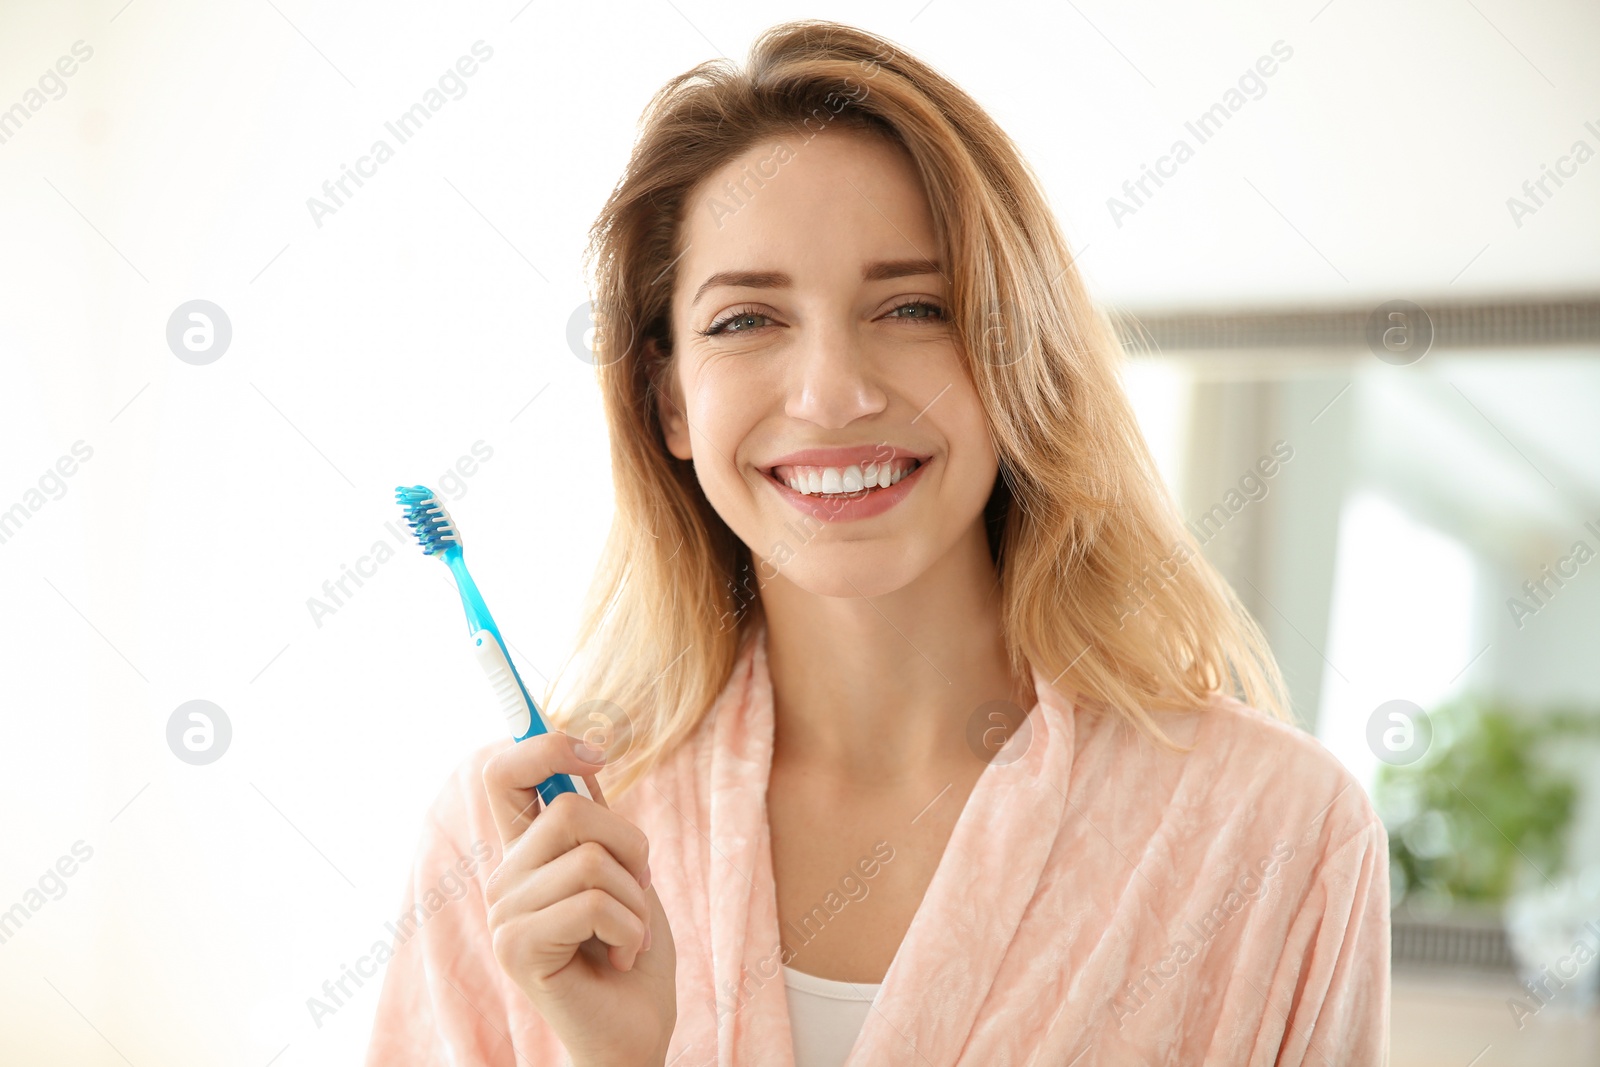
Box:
[364,621,1389,1065]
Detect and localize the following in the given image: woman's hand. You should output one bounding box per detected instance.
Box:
[482,732,676,1067]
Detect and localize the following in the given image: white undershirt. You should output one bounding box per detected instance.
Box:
[781,965,882,1067]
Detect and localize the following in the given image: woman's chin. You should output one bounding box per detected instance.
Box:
[769,554,922,601]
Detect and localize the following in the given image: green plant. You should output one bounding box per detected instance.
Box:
[1374,694,1600,907]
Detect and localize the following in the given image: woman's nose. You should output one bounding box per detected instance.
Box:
[783,324,889,429]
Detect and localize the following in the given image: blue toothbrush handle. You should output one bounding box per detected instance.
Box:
[470,628,592,806]
[397,486,592,807]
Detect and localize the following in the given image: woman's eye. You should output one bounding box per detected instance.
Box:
[887,300,945,321]
[702,301,944,336]
[704,310,771,336]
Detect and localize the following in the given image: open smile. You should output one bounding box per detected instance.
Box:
[759,455,931,522]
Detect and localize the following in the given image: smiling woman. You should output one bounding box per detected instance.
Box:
[365,19,1390,1067]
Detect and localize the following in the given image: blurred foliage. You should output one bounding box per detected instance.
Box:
[1374,695,1600,908]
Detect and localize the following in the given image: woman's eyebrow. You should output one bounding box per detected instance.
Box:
[690,258,946,307]
[691,270,789,307]
[862,257,944,283]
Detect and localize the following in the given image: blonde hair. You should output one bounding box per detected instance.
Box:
[549,19,1290,801]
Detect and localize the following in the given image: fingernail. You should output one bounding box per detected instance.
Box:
[641,862,652,890]
[642,921,652,952]
[573,741,606,764]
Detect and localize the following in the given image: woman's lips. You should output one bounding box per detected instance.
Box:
[763,457,929,522]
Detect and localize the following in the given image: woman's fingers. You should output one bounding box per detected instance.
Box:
[519,887,652,975]
[481,730,652,944]
[500,788,651,892]
[487,839,652,958]
[482,731,610,849]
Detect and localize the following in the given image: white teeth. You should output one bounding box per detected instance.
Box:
[775,459,920,497]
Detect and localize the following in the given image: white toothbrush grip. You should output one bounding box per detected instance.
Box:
[468,630,593,802]
[471,629,535,739]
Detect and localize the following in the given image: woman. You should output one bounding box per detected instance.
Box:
[365,20,1389,1067]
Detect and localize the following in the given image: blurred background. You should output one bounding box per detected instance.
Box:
[0,1,1595,1064]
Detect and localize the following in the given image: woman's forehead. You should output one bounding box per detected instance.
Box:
[675,144,939,301]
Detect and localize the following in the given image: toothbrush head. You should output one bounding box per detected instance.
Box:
[394,485,461,556]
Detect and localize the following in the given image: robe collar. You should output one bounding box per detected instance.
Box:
[702,618,1078,1065]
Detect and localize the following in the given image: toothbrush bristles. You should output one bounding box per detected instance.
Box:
[394,485,461,555]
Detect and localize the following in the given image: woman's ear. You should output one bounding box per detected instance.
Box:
[648,338,693,461]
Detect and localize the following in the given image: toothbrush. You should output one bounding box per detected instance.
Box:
[395,485,592,806]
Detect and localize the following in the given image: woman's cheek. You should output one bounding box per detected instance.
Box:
[941,393,1002,508]
[679,390,758,518]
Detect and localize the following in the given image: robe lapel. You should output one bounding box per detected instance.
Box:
[842,657,1076,1065]
[706,622,796,1066]
[704,620,1076,1066]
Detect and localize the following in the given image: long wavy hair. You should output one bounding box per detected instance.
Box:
[545,19,1290,801]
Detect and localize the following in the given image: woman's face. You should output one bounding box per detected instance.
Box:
[657,126,1000,600]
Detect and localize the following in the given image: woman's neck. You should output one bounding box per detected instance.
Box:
[757,520,1034,788]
